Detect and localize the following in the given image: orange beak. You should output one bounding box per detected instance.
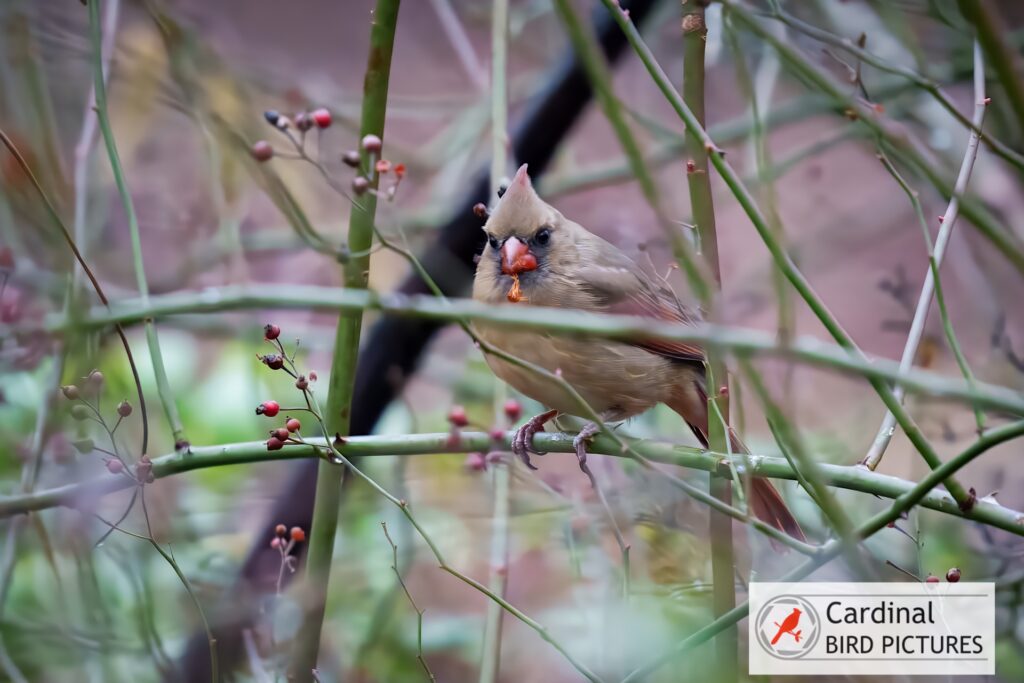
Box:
[500,236,538,275]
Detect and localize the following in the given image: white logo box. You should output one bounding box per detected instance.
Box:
[748,582,995,676]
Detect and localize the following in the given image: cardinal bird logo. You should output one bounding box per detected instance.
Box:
[770,608,803,645]
[755,595,820,659]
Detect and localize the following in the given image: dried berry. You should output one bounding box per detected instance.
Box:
[267,436,285,451]
[352,176,369,195]
[448,405,468,428]
[71,404,91,421]
[295,375,309,391]
[311,108,332,129]
[117,400,132,417]
[342,150,361,168]
[294,112,313,132]
[503,399,522,422]
[273,427,290,441]
[251,140,273,162]
[106,459,124,474]
[264,323,281,340]
[361,134,382,154]
[473,203,489,218]
[61,385,80,400]
[464,452,487,472]
[290,527,306,542]
[286,418,301,433]
[257,400,281,417]
[263,110,281,127]
[275,523,287,536]
[946,567,961,583]
[261,354,285,370]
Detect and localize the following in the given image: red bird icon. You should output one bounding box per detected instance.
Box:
[770,608,803,646]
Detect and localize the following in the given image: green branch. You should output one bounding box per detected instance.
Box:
[289,0,400,677]
[5,430,1022,534]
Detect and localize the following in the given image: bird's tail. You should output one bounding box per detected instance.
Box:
[667,385,805,551]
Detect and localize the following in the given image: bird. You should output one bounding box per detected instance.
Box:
[471,163,805,544]
[770,607,803,645]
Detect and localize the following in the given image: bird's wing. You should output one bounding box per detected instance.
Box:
[575,246,705,365]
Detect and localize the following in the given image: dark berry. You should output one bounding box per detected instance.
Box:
[295,112,313,132]
[275,523,287,537]
[473,203,489,218]
[352,176,369,195]
[267,436,285,451]
[117,400,132,417]
[263,110,281,126]
[264,323,281,340]
[295,375,309,391]
[342,150,361,168]
[273,427,290,441]
[946,567,961,583]
[251,140,273,162]
[261,354,285,370]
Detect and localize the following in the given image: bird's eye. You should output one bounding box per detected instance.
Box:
[534,227,551,246]
[487,234,500,250]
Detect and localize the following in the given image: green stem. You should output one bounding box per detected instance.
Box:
[958,0,1024,139]
[22,285,1024,415]
[681,5,735,679]
[88,0,185,448]
[289,0,401,677]
[622,419,1024,681]
[4,430,1022,533]
[599,0,971,507]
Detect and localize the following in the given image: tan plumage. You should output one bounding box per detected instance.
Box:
[472,164,804,546]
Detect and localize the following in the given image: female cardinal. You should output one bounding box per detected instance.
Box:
[472,164,804,543]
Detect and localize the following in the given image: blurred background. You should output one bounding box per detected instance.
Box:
[1,0,1024,681]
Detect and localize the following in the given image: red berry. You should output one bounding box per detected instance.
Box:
[257,400,281,417]
[117,400,132,417]
[925,574,940,583]
[448,405,468,428]
[290,527,306,542]
[275,523,287,537]
[946,567,961,583]
[342,150,361,168]
[312,108,332,129]
[261,354,285,370]
[264,323,281,340]
[489,427,505,442]
[251,140,273,162]
[464,452,487,472]
[309,371,318,382]
[361,134,382,154]
[273,427,290,441]
[267,436,285,451]
[352,176,369,195]
[503,399,522,422]
[286,418,301,433]
[473,203,489,218]
[106,459,124,474]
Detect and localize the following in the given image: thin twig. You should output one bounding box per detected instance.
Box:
[381,523,436,682]
[862,39,989,470]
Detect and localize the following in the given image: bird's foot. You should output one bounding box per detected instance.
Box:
[512,409,558,470]
[573,422,601,485]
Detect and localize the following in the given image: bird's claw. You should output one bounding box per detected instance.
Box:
[573,422,601,484]
[511,409,558,469]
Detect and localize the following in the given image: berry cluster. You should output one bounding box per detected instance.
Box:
[254,323,320,453]
[61,370,150,481]
[460,399,522,473]
[249,108,405,202]
[270,523,306,593]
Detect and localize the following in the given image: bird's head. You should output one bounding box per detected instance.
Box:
[481,164,567,286]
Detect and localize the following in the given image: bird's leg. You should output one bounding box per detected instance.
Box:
[511,409,558,470]
[572,421,601,482]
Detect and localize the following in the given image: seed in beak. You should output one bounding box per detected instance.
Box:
[500,236,538,275]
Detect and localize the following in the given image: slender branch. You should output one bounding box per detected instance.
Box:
[958,0,1024,138]
[864,43,989,470]
[381,523,436,682]
[599,0,971,507]
[289,1,401,677]
[19,285,1024,415]
[480,3,510,682]
[681,5,735,678]
[4,431,1022,533]
[88,0,185,447]
[622,419,1024,681]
